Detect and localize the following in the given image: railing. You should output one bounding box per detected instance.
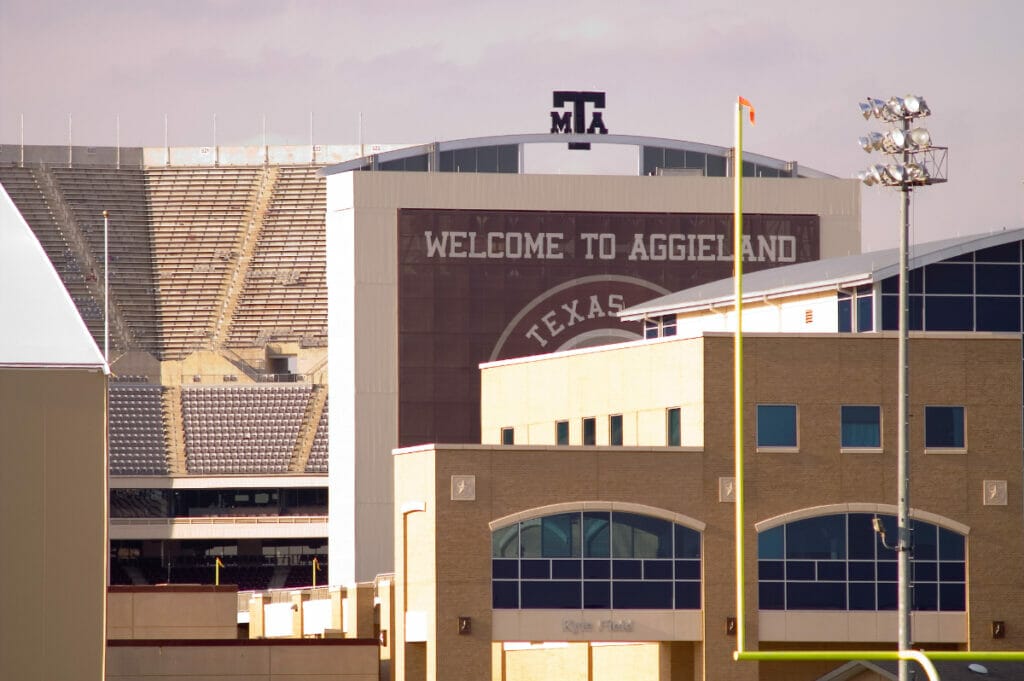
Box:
[110,515,327,527]
[238,584,335,613]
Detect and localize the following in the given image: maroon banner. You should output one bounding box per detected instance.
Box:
[397,209,819,446]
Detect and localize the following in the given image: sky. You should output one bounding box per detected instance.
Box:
[1,0,1022,251]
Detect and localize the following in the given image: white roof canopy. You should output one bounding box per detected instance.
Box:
[0,183,107,370]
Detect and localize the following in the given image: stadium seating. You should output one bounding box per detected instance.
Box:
[228,166,327,348]
[48,166,159,354]
[108,384,170,475]
[146,166,263,358]
[181,384,313,474]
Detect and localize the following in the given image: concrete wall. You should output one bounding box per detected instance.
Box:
[106,639,379,681]
[328,170,861,584]
[107,586,238,640]
[0,368,107,681]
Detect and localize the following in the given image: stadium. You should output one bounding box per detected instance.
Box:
[3,129,1022,681]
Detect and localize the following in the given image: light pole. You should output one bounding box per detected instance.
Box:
[857,95,947,681]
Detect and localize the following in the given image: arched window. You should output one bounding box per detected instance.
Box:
[492,511,701,610]
[758,513,965,612]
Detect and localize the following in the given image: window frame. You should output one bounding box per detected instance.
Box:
[840,405,882,453]
[556,420,569,446]
[756,404,799,452]
[609,414,623,446]
[501,427,515,445]
[666,407,681,446]
[923,405,966,452]
[582,417,596,446]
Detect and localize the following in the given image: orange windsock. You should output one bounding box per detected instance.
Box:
[738,97,756,125]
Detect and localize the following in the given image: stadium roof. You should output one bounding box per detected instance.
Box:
[0,184,107,370]
[319,133,835,178]
[619,227,1024,320]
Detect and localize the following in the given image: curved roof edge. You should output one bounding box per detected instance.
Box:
[620,226,1024,320]
[318,133,835,178]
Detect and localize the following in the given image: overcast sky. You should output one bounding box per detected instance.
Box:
[2,0,1022,251]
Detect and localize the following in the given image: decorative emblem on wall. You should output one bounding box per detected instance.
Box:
[983,480,1007,506]
[451,475,476,501]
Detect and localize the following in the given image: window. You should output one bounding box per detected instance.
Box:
[609,414,623,446]
[582,417,596,446]
[501,427,515,445]
[758,513,966,612]
[643,314,677,339]
[666,408,681,446]
[556,420,569,445]
[925,406,965,449]
[757,405,797,449]
[841,406,881,449]
[492,510,702,610]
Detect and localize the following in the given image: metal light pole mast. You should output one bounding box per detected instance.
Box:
[896,136,912,681]
[858,95,947,681]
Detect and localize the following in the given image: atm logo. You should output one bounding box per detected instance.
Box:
[550,91,609,150]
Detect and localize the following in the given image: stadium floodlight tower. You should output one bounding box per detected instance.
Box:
[858,95,947,681]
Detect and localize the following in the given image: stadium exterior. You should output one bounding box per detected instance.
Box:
[2,131,1024,680]
[320,133,860,583]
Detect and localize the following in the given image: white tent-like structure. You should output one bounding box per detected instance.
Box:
[0,183,107,369]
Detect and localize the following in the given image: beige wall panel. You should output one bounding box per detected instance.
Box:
[0,368,106,681]
[482,337,704,447]
[504,644,589,681]
[591,643,663,681]
[106,642,378,680]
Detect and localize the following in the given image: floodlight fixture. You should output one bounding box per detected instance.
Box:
[903,95,930,117]
[905,162,930,184]
[885,164,907,184]
[860,95,931,123]
[907,128,931,150]
[881,129,908,153]
[860,98,888,120]
[858,132,884,153]
[857,164,885,186]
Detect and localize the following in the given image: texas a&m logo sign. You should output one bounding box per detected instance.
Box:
[550,91,608,150]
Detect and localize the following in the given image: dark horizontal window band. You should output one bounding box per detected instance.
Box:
[757,513,966,612]
[493,511,702,610]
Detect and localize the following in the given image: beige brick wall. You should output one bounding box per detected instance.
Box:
[396,332,1024,681]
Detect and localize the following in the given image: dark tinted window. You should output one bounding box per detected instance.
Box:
[757,405,797,447]
[609,414,623,446]
[925,406,965,448]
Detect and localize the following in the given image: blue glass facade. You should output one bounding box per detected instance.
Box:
[492,511,701,610]
[758,513,966,612]
[840,239,1024,333]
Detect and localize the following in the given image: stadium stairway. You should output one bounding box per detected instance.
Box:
[212,166,279,348]
[290,384,328,473]
[164,386,187,474]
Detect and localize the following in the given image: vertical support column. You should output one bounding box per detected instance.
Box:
[248,593,265,638]
[896,112,913,681]
[291,590,309,638]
